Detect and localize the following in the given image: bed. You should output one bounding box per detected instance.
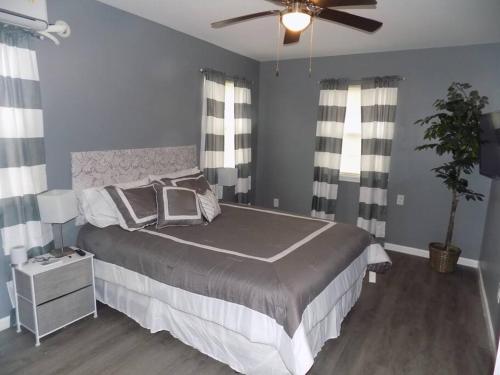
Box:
[72,145,391,375]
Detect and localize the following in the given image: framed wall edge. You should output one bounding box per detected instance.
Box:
[478,266,497,356]
[384,242,479,268]
[0,315,10,332]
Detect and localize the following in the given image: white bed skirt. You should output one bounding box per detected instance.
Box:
[94,248,374,375]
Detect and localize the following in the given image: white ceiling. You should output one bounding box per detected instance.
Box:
[97,0,500,61]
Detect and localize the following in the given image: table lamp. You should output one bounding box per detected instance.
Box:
[37,189,78,258]
[10,246,27,267]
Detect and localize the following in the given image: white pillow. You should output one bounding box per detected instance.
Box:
[76,177,149,228]
[77,188,118,227]
[149,167,200,183]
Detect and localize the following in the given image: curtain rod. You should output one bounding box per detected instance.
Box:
[199,68,405,85]
[199,68,254,85]
[318,76,406,84]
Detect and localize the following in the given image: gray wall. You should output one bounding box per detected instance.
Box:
[480,179,500,342]
[0,0,259,319]
[256,43,500,260]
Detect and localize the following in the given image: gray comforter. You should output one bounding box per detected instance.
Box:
[77,204,387,338]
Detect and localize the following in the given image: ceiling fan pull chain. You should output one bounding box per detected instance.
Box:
[309,18,315,77]
[276,15,281,77]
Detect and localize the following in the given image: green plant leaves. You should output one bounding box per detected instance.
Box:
[414,82,488,200]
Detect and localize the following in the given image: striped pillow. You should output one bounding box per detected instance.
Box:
[153,184,203,228]
[197,189,221,222]
[105,183,157,231]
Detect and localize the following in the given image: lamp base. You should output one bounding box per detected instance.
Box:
[50,247,75,258]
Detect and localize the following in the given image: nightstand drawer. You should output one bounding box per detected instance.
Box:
[37,285,94,336]
[34,258,92,305]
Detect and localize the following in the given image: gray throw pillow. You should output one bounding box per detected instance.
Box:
[154,172,221,222]
[153,183,203,228]
[171,173,212,193]
[153,171,200,186]
[172,174,221,221]
[105,183,157,231]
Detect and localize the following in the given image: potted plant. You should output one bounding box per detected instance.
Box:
[415,82,488,273]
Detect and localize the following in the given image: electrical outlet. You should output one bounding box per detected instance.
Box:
[216,185,223,200]
[497,282,500,304]
[396,194,405,206]
[273,198,279,208]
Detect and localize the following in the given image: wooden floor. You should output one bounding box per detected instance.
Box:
[0,252,494,375]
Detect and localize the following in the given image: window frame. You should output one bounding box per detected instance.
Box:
[223,80,236,168]
[339,171,361,183]
[339,84,362,183]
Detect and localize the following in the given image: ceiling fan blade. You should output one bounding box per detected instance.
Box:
[211,10,280,28]
[312,0,377,7]
[284,29,301,44]
[317,8,382,32]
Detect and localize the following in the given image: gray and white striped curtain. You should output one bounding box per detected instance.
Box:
[0,29,53,257]
[234,78,252,203]
[311,79,349,220]
[201,70,226,187]
[357,76,400,243]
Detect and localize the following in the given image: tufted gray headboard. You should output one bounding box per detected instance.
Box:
[71,145,197,190]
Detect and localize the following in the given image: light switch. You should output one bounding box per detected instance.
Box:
[396,194,405,206]
[273,198,279,208]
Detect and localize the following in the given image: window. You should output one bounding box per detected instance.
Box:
[223,80,236,168]
[339,84,361,182]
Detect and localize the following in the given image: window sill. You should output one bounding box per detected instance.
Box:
[339,172,360,183]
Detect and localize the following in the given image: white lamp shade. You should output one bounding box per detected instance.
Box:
[10,246,27,266]
[217,168,238,186]
[37,189,78,223]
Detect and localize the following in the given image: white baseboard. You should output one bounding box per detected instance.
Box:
[385,242,479,269]
[478,266,497,355]
[0,315,10,332]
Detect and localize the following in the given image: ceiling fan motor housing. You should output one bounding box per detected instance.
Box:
[211,0,383,37]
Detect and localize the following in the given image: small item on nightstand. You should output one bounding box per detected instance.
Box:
[31,254,62,266]
[75,249,86,256]
[41,258,62,266]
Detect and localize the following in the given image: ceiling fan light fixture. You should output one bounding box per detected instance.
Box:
[281,4,312,32]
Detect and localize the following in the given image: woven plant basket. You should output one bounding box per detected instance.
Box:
[429,242,461,273]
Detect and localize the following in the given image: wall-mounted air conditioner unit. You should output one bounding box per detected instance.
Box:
[0,0,49,31]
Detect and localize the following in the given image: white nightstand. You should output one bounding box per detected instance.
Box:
[13,249,97,346]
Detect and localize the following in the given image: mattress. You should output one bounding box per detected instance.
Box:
[93,257,365,375]
[77,203,390,374]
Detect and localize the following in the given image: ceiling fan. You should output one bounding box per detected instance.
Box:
[211,0,383,45]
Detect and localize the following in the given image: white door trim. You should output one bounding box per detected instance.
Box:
[478,266,497,355]
[0,315,10,332]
